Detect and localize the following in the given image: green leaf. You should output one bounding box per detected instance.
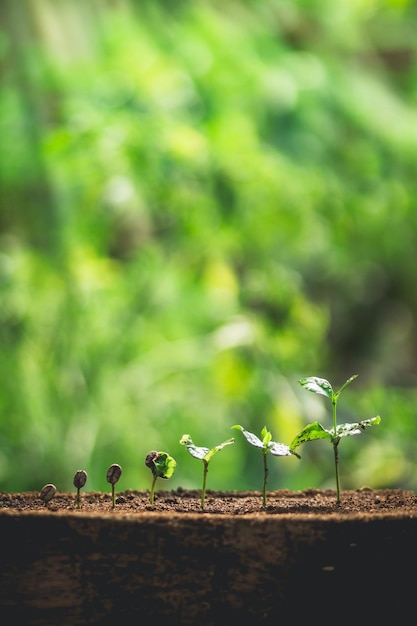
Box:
[180,433,234,463]
[234,424,297,457]
[290,421,332,450]
[233,425,292,456]
[232,425,263,449]
[335,415,381,439]
[204,438,235,463]
[335,374,358,397]
[180,434,209,460]
[261,426,272,446]
[153,452,177,479]
[299,377,333,399]
[268,441,293,457]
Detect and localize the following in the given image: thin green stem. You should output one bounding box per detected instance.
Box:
[333,441,340,503]
[111,484,115,508]
[150,475,157,505]
[76,488,81,509]
[201,461,208,509]
[332,397,338,435]
[332,398,340,502]
[262,452,268,507]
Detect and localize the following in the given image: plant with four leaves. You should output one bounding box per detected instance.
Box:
[180,434,235,509]
[232,425,300,506]
[292,374,381,503]
[145,451,177,505]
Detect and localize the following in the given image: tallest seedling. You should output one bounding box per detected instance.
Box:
[291,374,381,503]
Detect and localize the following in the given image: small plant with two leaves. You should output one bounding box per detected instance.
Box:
[180,434,235,509]
[232,425,300,507]
[145,451,177,505]
[291,374,381,503]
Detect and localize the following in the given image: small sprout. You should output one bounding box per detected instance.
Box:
[73,469,87,509]
[145,450,177,505]
[232,425,299,507]
[293,374,381,503]
[180,434,235,509]
[40,483,56,505]
[106,463,122,508]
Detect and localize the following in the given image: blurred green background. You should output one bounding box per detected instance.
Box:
[1,0,417,495]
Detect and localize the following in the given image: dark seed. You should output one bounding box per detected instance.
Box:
[106,463,122,485]
[145,451,159,476]
[145,450,159,467]
[40,483,56,503]
[73,470,87,489]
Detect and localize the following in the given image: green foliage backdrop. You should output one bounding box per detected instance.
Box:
[1,0,417,493]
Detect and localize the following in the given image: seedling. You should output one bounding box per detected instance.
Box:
[292,374,381,503]
[180,434,235,509]
[40,483,56,506]
[232,425,300,506]
[73,469,88,509]
[106,463,122,508]
[145,451,177,505]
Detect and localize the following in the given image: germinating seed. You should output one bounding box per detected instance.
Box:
[73,470,87,489]
[145,451,159,475]
[40,483,56,503]
[106,463,122,485]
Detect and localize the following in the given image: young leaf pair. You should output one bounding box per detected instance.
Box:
[232,425,299,506]
[180,434,235,509]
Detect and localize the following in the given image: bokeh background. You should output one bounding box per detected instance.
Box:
[1,0,417,494]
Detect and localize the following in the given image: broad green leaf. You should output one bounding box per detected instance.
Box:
[268,441,293,457]
[153,452,177,479]
[290,421,332,450]
[232,425,263,449]
[233,425,293,456]
[180,434,209,460]
[181,433,234,463]
[299,377,333,399]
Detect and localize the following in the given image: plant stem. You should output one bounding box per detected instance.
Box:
[332,396,338,435]
[333,441,340,503]
[150,475,157,505]
[76,488,81,509]
[262,452,268,507]
[201,461,208,509]
[111,484,115,508]
[332,398,341,502]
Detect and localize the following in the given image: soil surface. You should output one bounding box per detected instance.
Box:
[1,486,417,519]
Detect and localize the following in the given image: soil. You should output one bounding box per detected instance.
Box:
[1,487,417,624]
[1,486,417,518]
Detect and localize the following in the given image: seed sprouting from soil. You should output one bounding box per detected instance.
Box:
[145,451,159,476]
[73,470,87,509]
[106,463,122,508]
[40,483,56,505]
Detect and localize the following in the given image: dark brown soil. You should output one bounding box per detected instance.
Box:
[2,486,417,519]
[2,487,417,625]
